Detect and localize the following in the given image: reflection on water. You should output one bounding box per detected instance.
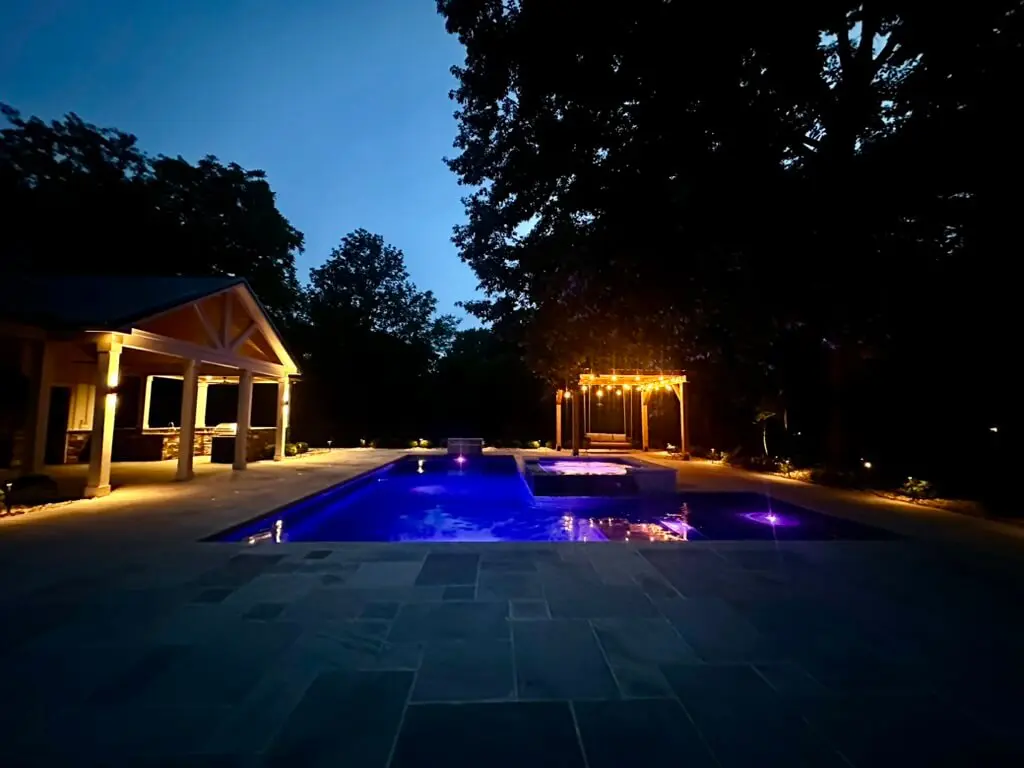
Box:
[541,460,630,476]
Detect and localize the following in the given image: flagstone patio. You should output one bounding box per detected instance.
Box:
[1,451,1022,766]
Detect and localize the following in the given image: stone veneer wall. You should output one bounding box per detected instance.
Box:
[159,430,215,461]
[65,431,89,463]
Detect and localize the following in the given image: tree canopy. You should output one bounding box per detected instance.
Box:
[0,105,304,324]
[438,0,1021,489]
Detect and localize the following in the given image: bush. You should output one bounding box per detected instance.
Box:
[687,445,710,459]
[260,444,276,460]
[900,476,935,501]
[808,467,859,488]
[296,442,309,454]
[510,439,523,449]
[285,443,298,457]
[527,440,541,449]
[544,440,553,449]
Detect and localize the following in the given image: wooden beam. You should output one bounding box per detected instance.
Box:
[115,329,287,379]
[193,303,223,349]
[229,321,257,353]
[222,292,233,347]
[234,370,254,470]
[232,286,299,373]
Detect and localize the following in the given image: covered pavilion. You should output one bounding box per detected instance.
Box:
[554,371,687,454]
[1,275,299,497]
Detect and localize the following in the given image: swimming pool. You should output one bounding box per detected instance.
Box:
[209,455,895,543]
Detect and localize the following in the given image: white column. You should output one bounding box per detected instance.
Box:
[640,389,650,452]
[274,376,290,460]
[139,375,153,430]
[555,390,563,450]
[234,370,254,470]
[195,380,209,428]
[85,337,122,497]
[177,360,199,481]
[29,341,54,473]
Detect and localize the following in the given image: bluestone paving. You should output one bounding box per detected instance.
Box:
[2,451,1024,765]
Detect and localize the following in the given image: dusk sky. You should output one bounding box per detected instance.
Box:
[0,0,479,320]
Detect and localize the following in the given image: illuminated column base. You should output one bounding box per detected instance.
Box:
[85,337,122,497]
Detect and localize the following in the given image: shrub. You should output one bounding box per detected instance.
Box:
[527,440,541,449]
[777,458,794,476]
[544,440,553,449]
[808,467,859,488]
[285,443,298,457]
[687,445,710,459]
[900,476,935,501]
[510,439,523,449]
[260,444,276,460]
[296,442,309,454]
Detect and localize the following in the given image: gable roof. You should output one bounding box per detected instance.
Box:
[0,275,246,331]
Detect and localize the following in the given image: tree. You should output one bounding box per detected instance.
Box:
[437,1,1022,480]
[291,229,458,444]
[0,105,305,325]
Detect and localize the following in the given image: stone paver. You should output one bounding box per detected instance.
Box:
[1,451,1023,765]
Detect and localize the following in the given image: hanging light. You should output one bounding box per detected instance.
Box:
[611,375,618,381]
[582,385,588,392]
[615,389,622,396]
[565,390,573,399]
[596,389,604,398]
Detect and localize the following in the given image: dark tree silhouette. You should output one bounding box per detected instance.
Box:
[438,1,1022,498]
[0,105,304,325]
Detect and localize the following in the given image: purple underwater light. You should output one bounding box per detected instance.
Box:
[742,511,799,527]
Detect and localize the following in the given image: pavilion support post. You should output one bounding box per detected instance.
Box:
[28,340,54,473]
[555,390,563,451]
[177,360,199,481]
[139,375,153,430]
[640,389,650,452]
[274,376,290,460]
[234,370,254,470]
[673,382,687,455]
[85,336,122,497]
[195,380,209,428]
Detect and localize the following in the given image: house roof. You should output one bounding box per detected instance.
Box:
[0,275,246,331]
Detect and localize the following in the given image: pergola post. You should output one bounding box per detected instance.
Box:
[85,336,122,497]
[176,360,200,481]
[195,380,209,428]
[640,389,650,451]
[28,340,54,473]
[571,389,580,456]
[555,390,563,450]
[673,381,687,454]
[274,375,290,460]
[234,369,254,470]
[139,375,153,430]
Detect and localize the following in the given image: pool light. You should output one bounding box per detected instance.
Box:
[743,511,798,527]
[455,455,466,465]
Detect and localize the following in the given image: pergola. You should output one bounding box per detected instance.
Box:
[555,371,688,454]
[2,275,299,497]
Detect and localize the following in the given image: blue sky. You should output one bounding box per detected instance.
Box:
[0,0,478,320]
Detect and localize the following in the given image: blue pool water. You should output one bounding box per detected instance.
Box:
[209,455,895,543]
